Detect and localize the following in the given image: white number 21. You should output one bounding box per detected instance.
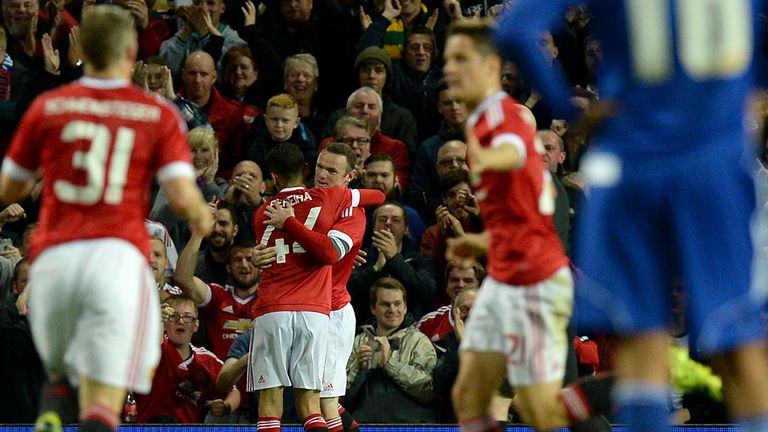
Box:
[54,120,135,205]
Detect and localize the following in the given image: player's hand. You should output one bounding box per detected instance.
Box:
[16,286,28,316]
[205,399,231,416]
[446,232,489,266]
[252,244,276,269]
[353,249,367,268]
[374,336,391,366]
[372,229,398,261]
[263,202,295,229]
[0,203,26,224]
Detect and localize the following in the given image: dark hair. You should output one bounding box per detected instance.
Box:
[12,257,27,283]
[446,18,499,57]
[215,202,238,224]
[444,260,486,285]
[363,153,396,172]
[322,142,357,173]
[440,169,470,197]
[228,240,257,262]
[267,143,305,179]
[223,46,258,72]
[436,79,449,95]
[369,277,407,308]
[373,200,409,229]
[406,26,438,58]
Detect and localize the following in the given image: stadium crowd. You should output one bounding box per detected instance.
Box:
[0,0,766,427]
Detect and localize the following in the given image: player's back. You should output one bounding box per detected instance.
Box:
[588,0,761,153]
[7,78,189,259]
[498,0,764,154]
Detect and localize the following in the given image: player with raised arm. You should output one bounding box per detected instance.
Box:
[443,19,612,432]
[0,6,213,432]
[247,143,384,432]
[495,1,768,431]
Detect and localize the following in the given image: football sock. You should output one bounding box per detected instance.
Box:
[303,413,329,431]
[257,416,281,431]
[80,404,119,432]
[325,415,343,432]
[35,379,79,432]
[338,404,359,431]
[560,373,615,423]
[737,414,768,432]
[458,414,502,432]
[613,381,670,432]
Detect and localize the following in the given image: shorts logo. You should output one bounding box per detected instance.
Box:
[258,374,265,384]
[324,383,334,392]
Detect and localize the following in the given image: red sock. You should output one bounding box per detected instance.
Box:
[303,413,328,431]
[337,404,359,430]
[325,415,343,432]
[257,416,281,431]
[458,415,501,432]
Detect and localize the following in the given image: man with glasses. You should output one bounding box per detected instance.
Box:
[136,296,240,423]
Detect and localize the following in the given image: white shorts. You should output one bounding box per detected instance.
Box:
[247,311,329,391]
[28,239,161,394]
[461,267,573,386]
[321,303,356,398]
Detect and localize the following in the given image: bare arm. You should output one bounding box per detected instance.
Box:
[0,174,35,205]
[173,232,210,305]
[216,355,249,394]
[162,176,214,238]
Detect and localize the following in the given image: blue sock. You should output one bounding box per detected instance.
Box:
[737,415,768,432]
[612,381,670,432]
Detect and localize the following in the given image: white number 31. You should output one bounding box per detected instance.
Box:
[54,120,135,205]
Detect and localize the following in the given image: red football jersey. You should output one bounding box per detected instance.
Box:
[200,283,258,359]
[416,305,454,343]
[468,92,568,285]
[330,207,366,311]
[253,186,363,316]
[136,339,225,423]
[2,78,192,260]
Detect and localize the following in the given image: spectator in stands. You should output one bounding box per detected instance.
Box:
[174,235,261,360]
[136,296,240,423]
[331,116,372,182]
[0,258,45,423]
[416,261,484,343]
[538,129,571,253]
[131,0,171,59]
[195,204,239,286]
[409,140,469,226]
[348,202,435,324]
[419,170,483,289]
[150,236,178,301]
[221,160,264,243]
[361,153,426,246]
[326,46,418,155]
[179,51,248,176]
[159,0,245,75]
[408,80,467,222]
[390,27,443,142]
[280,54,326,141]
[244,93,317,188]
[220,46,259,103]
[343,87,410,191]
[344,277,437,423]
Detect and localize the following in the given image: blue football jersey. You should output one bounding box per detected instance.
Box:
[495,0,766,154]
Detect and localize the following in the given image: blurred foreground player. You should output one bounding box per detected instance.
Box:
[496,1,768,431]
[0,6,213,432]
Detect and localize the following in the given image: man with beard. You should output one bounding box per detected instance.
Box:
[195,203,239,286]
[222,160,265,243]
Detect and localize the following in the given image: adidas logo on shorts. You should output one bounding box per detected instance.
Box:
[258,374,265,384]
[324,383,334,392]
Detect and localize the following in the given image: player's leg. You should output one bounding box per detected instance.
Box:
[576,152,673,431]
[248,312,294,431]
[452,350,507,432]
[77,378,127,432]
[677,146,768,431]
[291,311,331,431]
[321,304,358,432]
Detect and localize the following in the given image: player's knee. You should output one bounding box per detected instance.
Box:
[517,398,567,431]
